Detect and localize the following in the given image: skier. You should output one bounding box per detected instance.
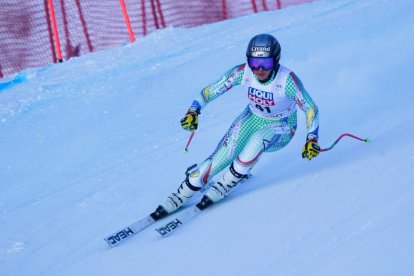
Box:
[150,33,320,219]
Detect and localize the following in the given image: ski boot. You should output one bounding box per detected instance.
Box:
[152,164,202,217]
[201,163,246,208]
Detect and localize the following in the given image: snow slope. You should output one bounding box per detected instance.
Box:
[1,0,414,275]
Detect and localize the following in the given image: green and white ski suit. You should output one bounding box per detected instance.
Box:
[187,63,319,187]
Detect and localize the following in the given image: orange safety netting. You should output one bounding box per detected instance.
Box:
[0,0,315,78]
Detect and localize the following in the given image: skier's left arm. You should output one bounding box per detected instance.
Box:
[286,72,320,160]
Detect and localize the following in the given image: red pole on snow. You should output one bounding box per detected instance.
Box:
[141,0,147,35]
[154,0,166,28]
[262,0,268,11]
[44,0,57,63]
[47,0,63,62]
[276,0,282,9]
[222,0,228,20]
[150,0,160,29]
[119,0,136,42]
[251,0,258,13]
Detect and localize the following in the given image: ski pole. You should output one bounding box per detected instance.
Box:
[320,133,369,152]
[184,130,196,152]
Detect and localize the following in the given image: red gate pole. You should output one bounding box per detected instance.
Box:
[251,0,258,13]
[141,0,147,35]
[154,0,166,28]
[44,0,57,63]
[261,0,268,11]
[47,0,63,62]
[276,0,282,9]
[150,0,160,29]
[119,0,136,42]
[221,0,227,20]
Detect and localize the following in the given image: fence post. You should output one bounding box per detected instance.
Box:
[222,0,227,19]
[150,0,160,29]
[119,0,136,42]
[44,0,57,63]
[140,0,147,35]
[250,0,258,13]
[276,0,282,9]
[47,0,63,62]
[155,0,166,28]
[261,0,268,11]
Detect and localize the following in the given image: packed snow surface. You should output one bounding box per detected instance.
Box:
[1,0,414,275]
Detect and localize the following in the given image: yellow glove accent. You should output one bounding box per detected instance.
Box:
[302,139,320,160]
[180,110,199,131]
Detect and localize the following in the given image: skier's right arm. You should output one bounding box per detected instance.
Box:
[180,64,246,131]
[193,64,246,110]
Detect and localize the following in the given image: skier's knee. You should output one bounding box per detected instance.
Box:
[186,162,211,186]
[233,158,254,176]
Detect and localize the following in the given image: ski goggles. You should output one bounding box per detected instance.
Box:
[248,57,274,71]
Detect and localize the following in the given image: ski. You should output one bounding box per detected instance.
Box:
[105,173,252,245]
[155,205,203,237]
[104,177,215,247]
[155,174,252,237]
[104,215,156,247]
